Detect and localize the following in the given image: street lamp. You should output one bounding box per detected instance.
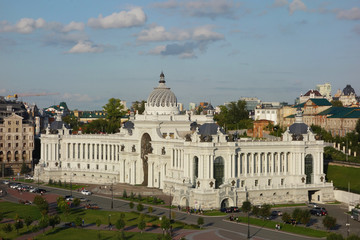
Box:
[245,187,250,240]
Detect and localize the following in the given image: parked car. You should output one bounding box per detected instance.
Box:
[230,206,240,212]
[3,180,10,185]
[65,195,74,201]
[9,183,20,189]
[313,207,327,216]
[79,197,89,202]
[308,202,318,208]
[25,175,34,180]
[81,190,92,195]
[310,209,322,216]
[85,203,99,209]
[271,210,283,217]
[29,187,38,193]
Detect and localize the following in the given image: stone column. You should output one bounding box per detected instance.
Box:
[148,162,153,187]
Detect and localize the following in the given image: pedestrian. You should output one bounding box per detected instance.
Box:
[82,219,85,227]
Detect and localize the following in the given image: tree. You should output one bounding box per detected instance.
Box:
[197,217,204,228]
[300,210,311,226]
[214,100,250,130]
[282,212,291,223]
[122,190,127,198]
[259,204,271,219]
[241,201,251,213]
[49,215,61,229]
[347,235,360,240]
[137,203,144,212]
[24,216,33,229]
[292,208,302,224]
[252,205,260,217]
[38,215,49,233]
[33,195,49,215]
[62,115,80,132]
[148,206,153,213]
[14,219,24,234]
[132,100,146,114]
[20,162,31,174]
[115,217,126,231]
[323,215,337,230]
[160,216,170,234]
[137,214,146,233]
[356,119,360,136]
[73,198,81,207]
[102,98,127,133]
[2,223,12,233]
[74,216,83,228]
[129,201,134,209]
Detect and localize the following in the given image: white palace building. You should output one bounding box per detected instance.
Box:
[35,72,334,209]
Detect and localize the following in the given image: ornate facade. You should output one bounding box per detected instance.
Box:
[35,73,334,209]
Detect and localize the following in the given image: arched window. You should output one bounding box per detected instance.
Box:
[0,151,3,162]
[214,157,224,189]
[305,154,313,184]
[193,156,199,187]
[7,151,11,162]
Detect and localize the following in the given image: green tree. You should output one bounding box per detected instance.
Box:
[122,190,127,198]
[323,215,337,230]
[197,217,204,228]
[137,214,146,233]
[252,205,260,217]
[281,212,291,223]
[241,201,251,213]
[160,216,170,234]
[300,209,311,226]
[259,204,271,219]
[49,215,61,229]
[33,195,49,215]
[102,98,127,133]
[74,216,83,228]
[115,217,126,231]
[214,100,250,130]
[331,100,343,107]
[20,162,31,174]
[14,219,24,234]
[356,119,360,136]
[62,115,80,132]
[292,208,302,224]
[148,206,153,213]
[73,198,81,207]
[38,215,49,233]
[137,203,144,212]
[347,235,360,240]
[24,216,33,229]
[2,223,12,233]
[326,233,344,240]
[129,201,134,209]
[132,100,146,114]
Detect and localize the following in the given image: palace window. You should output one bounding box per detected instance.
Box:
[268,179,271,186]
[255,179,258,186]
[87,164,90,169]
[281,178,284,186]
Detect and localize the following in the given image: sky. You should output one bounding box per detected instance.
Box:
[0,0,359,110]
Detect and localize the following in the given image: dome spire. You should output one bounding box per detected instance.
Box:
[159,71,165,83]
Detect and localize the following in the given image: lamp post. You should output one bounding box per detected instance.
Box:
[111,181,114,209]
[246,187,250,240]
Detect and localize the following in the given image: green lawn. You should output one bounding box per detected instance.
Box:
[46,183,86,191]
[35,227,162,240]
[203,210,227,216]
[0,201,42,220]
[326,165,360,194]
[236,216,328,238]
[272,203,306,208]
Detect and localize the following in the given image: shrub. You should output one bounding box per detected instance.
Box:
[323,215,337,230]
[130,192,135,200]
[137,203,144,212]
[138,193,142,202]
[153,196,158,204]
[2,223,12,233]
[197,217,204,228]
[129,201,134,209]
[123,190,127,198]
[148,206,153,213]
[58,180,62,186]
[48,179,53,185]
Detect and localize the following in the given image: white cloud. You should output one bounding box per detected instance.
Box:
[289,0,307,15]
[62,21,85,32]
[337,7,360,20]
[137,24,223,42]
[66,40,103,53]
[153,0,239,19]
[148,45,166,55]
[273,0,288,7]
[88,7,146,29]
[0,18,84,34]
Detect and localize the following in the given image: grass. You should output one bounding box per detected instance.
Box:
[236,216,328,238]
[0,201,42,220]
[326,165,360,194]
[46,183,86,191]
[272,203,306,208]
[34,227,162,240]
[117,196,165,205]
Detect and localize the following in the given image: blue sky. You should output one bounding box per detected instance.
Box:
[1,0,359,110]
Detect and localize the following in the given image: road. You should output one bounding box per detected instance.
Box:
[2,182,359,239]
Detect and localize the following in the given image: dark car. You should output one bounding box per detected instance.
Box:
[310,209,322,216]
[284,218,296,224]
[314,207,327,216]
[230,206,240,212]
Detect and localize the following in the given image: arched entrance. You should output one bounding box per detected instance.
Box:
[141,133,152,186]
[214,157,224,189]
[180,197,189,207]
[305,154,313,184]
[220,198,234,209]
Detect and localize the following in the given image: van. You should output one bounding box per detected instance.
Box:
[351,208,360,221]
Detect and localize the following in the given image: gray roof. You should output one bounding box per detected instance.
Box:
[289,123,308,135]
[50,120,69,130]
[198,123,223,135]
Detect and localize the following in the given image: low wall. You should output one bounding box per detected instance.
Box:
[334,190,360,206]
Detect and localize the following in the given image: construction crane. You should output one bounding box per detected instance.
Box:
[6,92,59,100]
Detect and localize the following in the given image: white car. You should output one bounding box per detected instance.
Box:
[81,190,92,195]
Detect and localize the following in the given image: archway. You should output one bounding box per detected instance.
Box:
[305,154,313,184]
[141,133,152,186]
[180,197,189,207]
[214,157,224,189]
[220,198,234,209]
[15,151,19,161]
[22,151,27,161]
[7,151,11,162]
